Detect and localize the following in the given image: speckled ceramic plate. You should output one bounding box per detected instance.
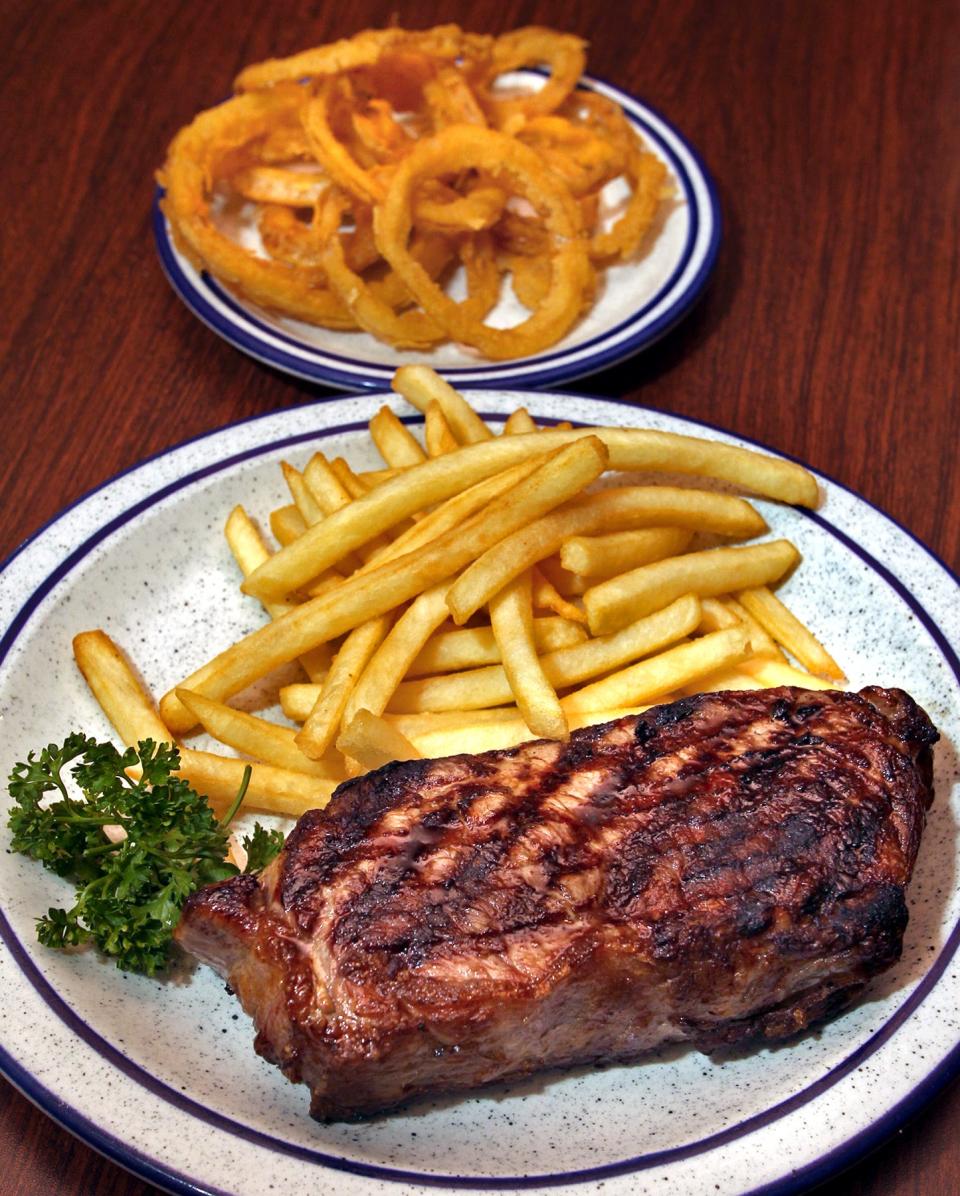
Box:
[153,75,720,391]
[1,393,958,1196]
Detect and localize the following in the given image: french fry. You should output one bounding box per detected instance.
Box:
[369,405,428,467]
[342,582,452,723]
[282,461,324,525]
[531,566,587,622]
[224,505,331,681]
[303,452,384,566]
[391,594,700,714]
[73,630,173,747]
[425,400,460,456]
[584,540,801,635]
[303,451,353,512]
[680,666,765,694]
[175,688,344,781]
[357,456,549,572]
[697,596,742,632]
[743,658,837,690]
[294,614,392,759]
[358,467,404,486]
[737,585,845,680]
[536,555,588,596]
[490,570,567,739]
[722,596,785,661]
[242,427,815,603]
[408,616,587,676]
[269,503,307,546]
[330,456,372,499]
[393,363,493,443]
[562,626,752,712]
[281,683,324,722]
[176,748,335,818]
[448,486,764,625]
[502,407,538,435]
[560,527,694,579]
[336,709,421,770]
[225,507,295,618]
[405,706,651,758]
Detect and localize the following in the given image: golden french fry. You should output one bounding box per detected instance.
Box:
[336,709,421,770]
[393,364,493,443]
[490,570,567,739]
[743,657,837,691]
[358,467,404,486]
[303,452,386,566]
[176,747,335,818]
[225,506,295,618]
[330,456,371,499]
[425,400,460,456]
[680,666,765,694]
[242,428,815,603]
[282,461,324,525]
[294,614,392,759]
[269,503,307,546]
[584,540,801,635]
[175,688,344,781]
[283,696,530,732]
[73,630,173,747]
[391,594,700,714]
[502,407,538,435]
[357,456,549,573]
[224,505,331,681]
[697,596,742,632]
[369,405,428,467]
[303,451,353,512]
[405,705,650,758]
[531,565,587,622]
[280,683,323,722]
[343,582,451,723]
[723,597,785,661]
[447,486,767,625]
[560,527,694,579]
[408,616,587,676]
[160,438,610,734]
[737,586,845,680]
[562,626,752,712]
[536,555,588,596]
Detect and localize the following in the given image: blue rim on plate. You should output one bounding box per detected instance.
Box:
[153,76,721,391]
[0,392,958,1196]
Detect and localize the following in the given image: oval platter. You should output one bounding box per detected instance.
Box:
[1,391,958,1195]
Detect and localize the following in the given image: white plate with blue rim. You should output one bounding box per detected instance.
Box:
[153,74,721,391]
[1,391,959,1196]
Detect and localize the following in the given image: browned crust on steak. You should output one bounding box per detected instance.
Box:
[176,685,937,1118]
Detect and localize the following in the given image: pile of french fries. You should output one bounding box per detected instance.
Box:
[73,365,843,824]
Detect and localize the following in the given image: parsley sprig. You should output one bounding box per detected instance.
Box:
[7,734,284,975]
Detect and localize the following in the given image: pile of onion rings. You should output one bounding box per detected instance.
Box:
[158,25,671,360]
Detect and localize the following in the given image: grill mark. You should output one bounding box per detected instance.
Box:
[334,730,643,966]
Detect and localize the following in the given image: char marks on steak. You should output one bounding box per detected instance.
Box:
[176,686,938,1119]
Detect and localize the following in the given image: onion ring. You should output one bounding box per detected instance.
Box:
[479,27,587,126]
[374,126,590,358]
[160,90,357,329]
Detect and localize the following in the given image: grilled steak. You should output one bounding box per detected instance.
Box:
[176,685,937,1120]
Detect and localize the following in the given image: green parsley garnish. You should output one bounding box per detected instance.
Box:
[7,734,284,975]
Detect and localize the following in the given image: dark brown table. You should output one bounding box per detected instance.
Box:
[1,1,958,1192]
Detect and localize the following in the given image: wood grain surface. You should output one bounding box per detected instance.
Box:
[1,1,958,1192]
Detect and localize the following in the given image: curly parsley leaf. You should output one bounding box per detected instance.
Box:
[242,823,286,874]
[7,737,285,976]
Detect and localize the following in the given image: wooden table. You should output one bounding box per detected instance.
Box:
[1,1,957,1192]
